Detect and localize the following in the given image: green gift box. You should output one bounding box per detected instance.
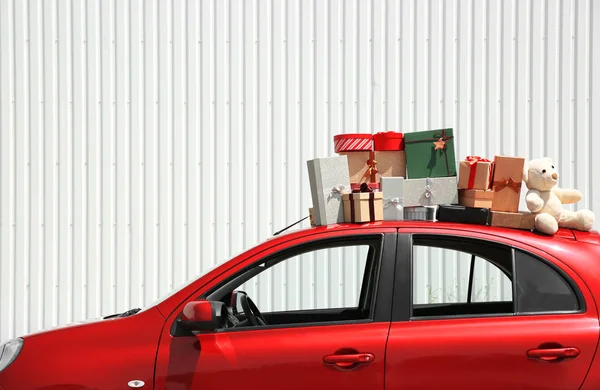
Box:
[404,128,457,179]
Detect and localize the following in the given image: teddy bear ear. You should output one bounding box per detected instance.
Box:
[522,162,529,183]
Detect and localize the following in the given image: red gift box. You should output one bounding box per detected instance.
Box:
[351,182,380,191]
[333,133,373,152]
[373,131,405,151]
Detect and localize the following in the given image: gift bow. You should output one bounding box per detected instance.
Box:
[363,152,379,182]
[424,185,434,198]
[384,197,403,211]
[328,185,349,200]
[353,182,374,193]
[432,129,454,150]
[331,185,348,194]
[424,178,435,199]
[465,155,491,166]
[494,177,521,193]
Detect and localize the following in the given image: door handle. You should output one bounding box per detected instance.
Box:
[323,353,375,368]
[527,347,580,361]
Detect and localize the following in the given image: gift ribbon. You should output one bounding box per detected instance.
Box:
[493,177,521,193]
[349,183,375,222]
[424,177,435,201]
[465,156,492,189]
[363,151,379,183]
[404,129,454,176]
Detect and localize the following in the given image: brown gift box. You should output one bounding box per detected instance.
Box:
[374,150,407,181]
[458,157,493,190]
[489,211,535,230]
[459,189,494,208]
[490,156,525,213]
[338,151,371,183]
[342,191,384,223]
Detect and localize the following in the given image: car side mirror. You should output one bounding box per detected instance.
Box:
[178,300,226,333]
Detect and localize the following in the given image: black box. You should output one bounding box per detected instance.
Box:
[436,204,490,225]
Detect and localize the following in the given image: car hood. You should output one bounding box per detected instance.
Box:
[0,307,166,390]
[21,317,106,338]
[20,307,162,342]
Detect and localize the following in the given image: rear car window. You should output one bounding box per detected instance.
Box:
[410,235,582,319]
[515,249,579,313]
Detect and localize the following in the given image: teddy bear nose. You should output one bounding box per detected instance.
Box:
[552,172,558,180]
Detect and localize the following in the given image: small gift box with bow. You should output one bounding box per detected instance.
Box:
[373,131,407,181]
[490,156,525,213]
[307,155,351,226]
[333,133,376,185]
[342,183,383,223]
[380,177,405,220]
[458,156,493,190]
[403,177,459,207]
[404,128,457,179]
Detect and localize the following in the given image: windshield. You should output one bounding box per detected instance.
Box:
[136,233,292,314]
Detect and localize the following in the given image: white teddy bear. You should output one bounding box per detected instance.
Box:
[523,157,594,235]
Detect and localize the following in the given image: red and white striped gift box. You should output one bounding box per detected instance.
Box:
[333,134,373,153]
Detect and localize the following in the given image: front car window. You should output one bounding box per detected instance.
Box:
[201,235,385,330]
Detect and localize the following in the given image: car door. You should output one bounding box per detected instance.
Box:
[154,231,397,390]
[386,231,599,390]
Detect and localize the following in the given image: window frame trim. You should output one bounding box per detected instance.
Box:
[512,247,518,313]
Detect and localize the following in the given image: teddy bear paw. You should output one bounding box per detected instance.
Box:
[535,213,559,235]
[576,209,595,231]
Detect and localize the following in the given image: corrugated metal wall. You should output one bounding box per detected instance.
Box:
[1,0,599,342]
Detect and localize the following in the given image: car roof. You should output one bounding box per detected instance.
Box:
[276,220,600,245]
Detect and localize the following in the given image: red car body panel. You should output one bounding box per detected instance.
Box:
[154,322,389,390]
[0,221,599,390]
[386,315,599,390]
[0,307,166,390]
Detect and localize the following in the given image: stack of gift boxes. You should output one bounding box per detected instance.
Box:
[307,129,535,230]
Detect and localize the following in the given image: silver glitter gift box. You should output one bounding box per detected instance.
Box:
[307,155,351,226]
[404,206,438,221]
[403,176,459,207]
[380,177,405,220]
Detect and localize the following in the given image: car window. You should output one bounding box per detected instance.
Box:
[410,235,582,319]
[238,245,370,312]
[515,249,580,313]
[413,245,513,306]
[411,239,514,318]
[203,236,385,329]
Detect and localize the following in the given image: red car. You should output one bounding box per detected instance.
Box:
[1,221,600,390]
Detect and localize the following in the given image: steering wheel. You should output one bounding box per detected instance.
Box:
[234,291,267,326]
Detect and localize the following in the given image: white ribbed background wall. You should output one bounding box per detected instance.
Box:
[1,0,599,342]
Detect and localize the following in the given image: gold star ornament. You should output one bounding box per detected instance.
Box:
[433,138,446,150]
